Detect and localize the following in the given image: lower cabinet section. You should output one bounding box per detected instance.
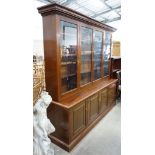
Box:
[47,82,117,152]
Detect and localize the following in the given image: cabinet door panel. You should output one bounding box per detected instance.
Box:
[80,27,92,86]
[108,83,116,106]
[86,93,99,125]
[103,31,111,77]
[60,21,78,93]
[94,31,103,80]
[72,101,86,138]
[99,88,108,113]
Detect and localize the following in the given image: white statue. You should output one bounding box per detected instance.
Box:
[33,91,55,155]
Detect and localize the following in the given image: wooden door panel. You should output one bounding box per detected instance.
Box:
[99,88,108,113]
[86,93,99,125]
[72,101,86,138]
[108,84,116,107]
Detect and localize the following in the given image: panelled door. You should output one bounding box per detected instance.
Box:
[99,88,108,113]
[86,93,99,125]
[71,101,86,139]
[108,83,116,107]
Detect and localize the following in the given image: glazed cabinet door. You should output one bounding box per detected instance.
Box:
[71,101,86,139]
[60,21,78,93]
[99,88,108,114]
[103,31,111,77]
[108,83,116,107]
[86,93,99,125]
[80,26,92,86]
[94,31,103,80]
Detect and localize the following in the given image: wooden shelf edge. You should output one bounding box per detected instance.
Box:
[52,79,117,109]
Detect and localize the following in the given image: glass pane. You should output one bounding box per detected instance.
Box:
[104,31,111,76]
[94,31,103,80]
[80,27,92,86]
[60,21,77,93]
